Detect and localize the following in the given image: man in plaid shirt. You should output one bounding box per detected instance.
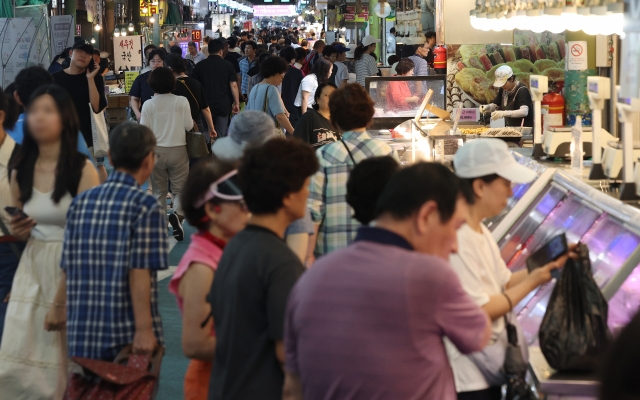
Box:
[46,123,168,361]
[308,84,398,258]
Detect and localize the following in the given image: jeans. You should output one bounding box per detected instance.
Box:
[0,241,25,344]
[214,115,229,138]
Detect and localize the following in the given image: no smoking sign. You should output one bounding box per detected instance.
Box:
[568,41,587,71]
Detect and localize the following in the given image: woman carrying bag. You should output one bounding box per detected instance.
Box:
[445,139,574,400]
[246,56,295,136]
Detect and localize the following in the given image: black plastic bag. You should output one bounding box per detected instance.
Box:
[539,243,610,372]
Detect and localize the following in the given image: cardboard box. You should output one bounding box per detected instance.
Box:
[107,95,129,109]
[107,108,128,124]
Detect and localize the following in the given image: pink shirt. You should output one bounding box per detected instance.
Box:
[169,233,224,313]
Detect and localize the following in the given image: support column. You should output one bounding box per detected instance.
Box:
[105,0,114,54]
[368,0,379,58]
[65,0,77,27]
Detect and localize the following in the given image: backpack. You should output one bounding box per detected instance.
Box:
[301,51,318,76]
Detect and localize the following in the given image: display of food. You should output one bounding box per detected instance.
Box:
[459,127,488,135]
[458,127,523,137]
[453,41,566,106]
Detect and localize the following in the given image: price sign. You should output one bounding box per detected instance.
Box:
[457,108,480,121]
[192,30,202,41]
[125,71,139,93]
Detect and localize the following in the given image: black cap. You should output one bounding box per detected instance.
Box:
[72,39,93,54]
[216,37,229,44]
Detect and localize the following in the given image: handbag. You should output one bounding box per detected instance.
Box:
[90,104,109,158]
[179,79,210,158]
[261,84,285,138]
[64,345,164,400]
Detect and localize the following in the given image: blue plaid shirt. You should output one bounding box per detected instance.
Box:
[62,171,168,360]
[239,56,256,95]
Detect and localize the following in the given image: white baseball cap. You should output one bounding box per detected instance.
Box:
[345,43,357,58]
[453,139,537,184]
[361,35,381,47]
[493,65,514,88]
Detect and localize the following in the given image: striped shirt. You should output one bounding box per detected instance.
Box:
[62,171,168,360]
[308,131,398,257]
[239,56,257,95]
[355,54,378,87]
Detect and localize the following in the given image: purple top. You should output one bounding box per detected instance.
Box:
[284,227,487,400]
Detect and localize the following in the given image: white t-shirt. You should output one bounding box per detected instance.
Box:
[140,93,193,147]
[334,61,349,85]
[444,223,512,393]
[294,73,319,108]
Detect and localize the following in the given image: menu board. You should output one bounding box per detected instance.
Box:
[125,71,139,93]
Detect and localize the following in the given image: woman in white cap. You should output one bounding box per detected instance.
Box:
[446,139,573,400]
[354,35,381,87]
[482,65,534,128]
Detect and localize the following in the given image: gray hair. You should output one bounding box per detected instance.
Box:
[228,111,276,145]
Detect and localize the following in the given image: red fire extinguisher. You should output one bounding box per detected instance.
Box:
[434,46,447,74]
[542,83,566,129]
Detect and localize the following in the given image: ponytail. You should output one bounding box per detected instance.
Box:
[354,44,366,60]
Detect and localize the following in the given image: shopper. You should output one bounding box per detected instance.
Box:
[141,44,159,73]
[246,52,273,99]
[600,309,640,400]
[425,31,437,67]
[387,58,421,111]
[407,41,432,97]
[279,46,303,128]
[239,41,258,103]
[211,110,277,162]
[46,121,167,368]
[302,40,325,74]
[208,139,318,400]
[331,44,349,88]
[186,41,206,64]
[0,85,99,399]
[294,58,332,115]
[294,47,306,70]
[130,49,165,120]
[192,39,240,138]
[224,37,242,83]
[447,139,571,400]
[170,161,249,400]
[354,35,380,87]
[228,36,242,55]
[343,43,357,74]
[202,36,211,57]
[284,162,491,400]
[52,39,108,182]
[140,67,193,241]
[9,67,91,158]
[293,82,337,145]
[308,83,397,258]
[165,54,217,141]
[0,89,25,344]
[345,156,400,226]
[246,56,295,136]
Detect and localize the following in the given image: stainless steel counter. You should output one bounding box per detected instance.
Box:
[529,347,599,400]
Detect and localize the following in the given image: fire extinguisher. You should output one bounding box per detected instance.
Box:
[433,46,447,75]
[541,83,566,129]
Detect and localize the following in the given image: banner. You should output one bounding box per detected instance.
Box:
[50,15,74,57]
[0,18,50,88]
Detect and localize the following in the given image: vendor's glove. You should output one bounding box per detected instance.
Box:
[491,110,508,120]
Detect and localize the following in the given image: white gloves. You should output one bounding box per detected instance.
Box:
[480,104,497,114]
[491,110,508,120]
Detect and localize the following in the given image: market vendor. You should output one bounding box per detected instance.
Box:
[482,65,533,127]
[386,59,420,111]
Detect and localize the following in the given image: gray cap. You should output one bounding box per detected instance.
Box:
[211,111,276,162]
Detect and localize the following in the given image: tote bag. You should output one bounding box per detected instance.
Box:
[90,104,109,157]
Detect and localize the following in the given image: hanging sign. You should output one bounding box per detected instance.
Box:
[567,41,587,71]
[114,35,144,72]
[50,15,74,56]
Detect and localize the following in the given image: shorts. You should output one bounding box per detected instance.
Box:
[88,147,105,167]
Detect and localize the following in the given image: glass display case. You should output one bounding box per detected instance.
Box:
[364,75,447,130]
[493,168,640,345]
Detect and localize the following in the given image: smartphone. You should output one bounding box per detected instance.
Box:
[4,206,29,220]
[526,233,569,274]
[86,59,95,73]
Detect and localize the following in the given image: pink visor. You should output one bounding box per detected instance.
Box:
[194,170,244,209]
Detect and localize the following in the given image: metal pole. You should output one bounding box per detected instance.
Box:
[153,13,159,45]
[380,16,386,65]
[610,34,619,138]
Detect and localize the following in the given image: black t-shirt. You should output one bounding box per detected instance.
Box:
[128,70,154,110]
[293,109,337,145]
[426,48,434,67]
[172,76,209,121]
[225,52,241,73]
[494,82,534,127]
[281,66,303,114]
[208,225,305,400]
[192,55,238,116]
[53,70,107,147]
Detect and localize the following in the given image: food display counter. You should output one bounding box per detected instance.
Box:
[485,155,640,399]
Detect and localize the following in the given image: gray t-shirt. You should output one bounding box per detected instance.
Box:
[247,83,286,122]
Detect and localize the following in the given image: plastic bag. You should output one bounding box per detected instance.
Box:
[538,243,610,372]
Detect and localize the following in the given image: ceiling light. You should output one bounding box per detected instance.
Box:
[142,6,148,14]
[562,6,583,32]
[114,29,120,37]
[95,23,101,31]
[121,27,127,36]
[150,16,155,23]
[91,37,95,44]
[128,22,134,31]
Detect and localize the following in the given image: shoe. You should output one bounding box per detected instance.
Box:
[169,212,184,241]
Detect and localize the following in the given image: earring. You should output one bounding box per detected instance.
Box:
[214,205,222,213]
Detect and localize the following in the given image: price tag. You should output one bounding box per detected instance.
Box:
[458,108,479,121]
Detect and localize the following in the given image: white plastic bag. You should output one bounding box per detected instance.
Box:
[90,104,109,158]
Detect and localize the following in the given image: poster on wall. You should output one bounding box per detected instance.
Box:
[446,31,566,111]
[0,18,51,89]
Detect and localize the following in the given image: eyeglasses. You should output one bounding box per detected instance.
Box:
[149,59,164,64]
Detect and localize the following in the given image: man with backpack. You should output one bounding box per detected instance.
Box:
[301,40,325,76]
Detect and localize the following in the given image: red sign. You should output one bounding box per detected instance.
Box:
[76,24,81,35]
[150,5,157,14]
[192,30,202,41]
[358,13,369,18]
[344,13,355,20]
[346,5,355,13]
[570,43,583,57]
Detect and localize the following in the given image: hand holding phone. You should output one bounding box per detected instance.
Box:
[4,206,28,221]
[5,206,35,241]
[526,233,569,282]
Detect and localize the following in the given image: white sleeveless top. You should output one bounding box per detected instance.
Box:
[23,188,73,242]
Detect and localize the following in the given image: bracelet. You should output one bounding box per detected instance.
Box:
[503,293,513,311]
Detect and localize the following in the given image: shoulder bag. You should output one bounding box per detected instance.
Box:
[64,345,164,400]
[178,80,209,158]
[261,84,285,138]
